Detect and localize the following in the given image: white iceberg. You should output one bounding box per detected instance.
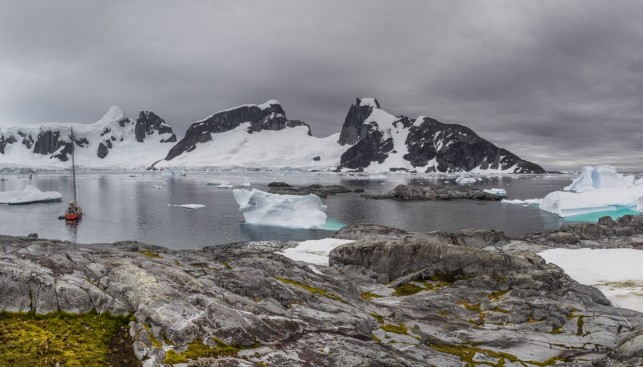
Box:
[217,183,234,188]
[173,204,205,209]
[455,175,477,184]
[540,248,643,312]
[483,188,506,196]
[540,165,643,217]
[233,189,327,229]
[564,165,635,193]
[0,185,63,204]
[277,238,355,266]
[241,182,251,187]
[502,198,542,206]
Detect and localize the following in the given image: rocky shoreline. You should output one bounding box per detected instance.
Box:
[266,182,358,198]
[2,217,643,366]
[362,184,503,201]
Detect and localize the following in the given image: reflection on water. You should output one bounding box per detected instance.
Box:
[0,171,576,249]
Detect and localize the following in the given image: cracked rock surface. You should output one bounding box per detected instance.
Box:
[1,217,643,366]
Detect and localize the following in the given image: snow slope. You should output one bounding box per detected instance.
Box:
[0,106,175,170]
[156,123,345,170]
[540,248,643,312]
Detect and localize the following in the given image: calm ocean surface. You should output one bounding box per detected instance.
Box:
[0,171,581,249]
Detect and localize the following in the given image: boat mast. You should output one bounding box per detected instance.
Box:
[71,128,77,202]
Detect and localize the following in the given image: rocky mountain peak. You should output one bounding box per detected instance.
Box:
[164,100,311,162]
[338,98,381,146]
[135,111,177,143]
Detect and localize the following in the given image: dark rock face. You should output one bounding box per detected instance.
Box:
[97,142,109,159]
[0,135,16,154]
[165,102,312,161]
[339,128,393,170]
[134,111,176,143]
[337,98,545,173]
[338,98,379,145]
[405,117,544,173]
[362,184,503,201]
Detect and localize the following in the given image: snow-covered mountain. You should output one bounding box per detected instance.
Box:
[154,101,346,170]
[337,98,544,173]
[0,106,176,169]
[157,98,544,173]
[1,98,544,173]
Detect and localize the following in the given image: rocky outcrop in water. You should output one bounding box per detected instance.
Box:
[362,183,504,201]
[2,217,643,365]
[267,183,354,198]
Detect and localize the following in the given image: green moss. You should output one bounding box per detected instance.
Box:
[488,290,509,301]
[551,326,563,334]
[140,250,162,258]
[458,300,482,313]
[276,277,346,303]
[361,291,382,301]
[164,337,241,365]
[221,261,232,269]
[577,315,585,336]
[431,343,566,366]
[371,333,382,343]
[393,283,424,297]
[369,312,384,324]
[0,311,137,367]
[381,323,408,335]
[256,362,270,367]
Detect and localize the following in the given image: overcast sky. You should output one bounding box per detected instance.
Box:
[1,0,642,171]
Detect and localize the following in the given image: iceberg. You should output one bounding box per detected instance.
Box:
[233,189,327,229]
[0,185,63,205]
[455,175,478,184]
[172,204,205,209]
[501,198,542,206]
[540,165,643,217]
[564,165,635,193]
[483,188,506,196]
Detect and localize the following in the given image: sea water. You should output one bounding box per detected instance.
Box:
[0,171,613,249]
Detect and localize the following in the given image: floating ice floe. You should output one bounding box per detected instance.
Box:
[540,248,643,312]
[152,185,163,189]
[502,198,542,206]
[277,238,355,266]
[455,175,478,184]
[241,182,251,187]
[539,165,643,217]
[0,185,63,205]
[233,189,327,229]
[172,204,206,209]
[217,183,234,188]
[483,188,507,196]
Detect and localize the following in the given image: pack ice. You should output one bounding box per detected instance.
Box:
[233,189,327,229]
[0,185,63,204]
[540,166,643,217]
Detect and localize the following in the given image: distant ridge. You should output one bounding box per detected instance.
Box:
[0,99,544,173]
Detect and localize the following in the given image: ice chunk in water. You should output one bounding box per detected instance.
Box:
[0,185,62,204]
[233,189,327,229]
[564,165,635,193]
[539,166,643,217]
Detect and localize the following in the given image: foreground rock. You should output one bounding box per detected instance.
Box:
[362,183,503,201]
[267,182,354,198]
[2,217,643,366]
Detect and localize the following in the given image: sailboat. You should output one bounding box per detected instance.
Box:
[64,128,83,221]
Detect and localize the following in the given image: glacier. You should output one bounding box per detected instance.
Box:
[539,165,643,217]
[233,189,327,229]
[0,185,63,204]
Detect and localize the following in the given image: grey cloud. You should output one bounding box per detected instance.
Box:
[0,0,641,171]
